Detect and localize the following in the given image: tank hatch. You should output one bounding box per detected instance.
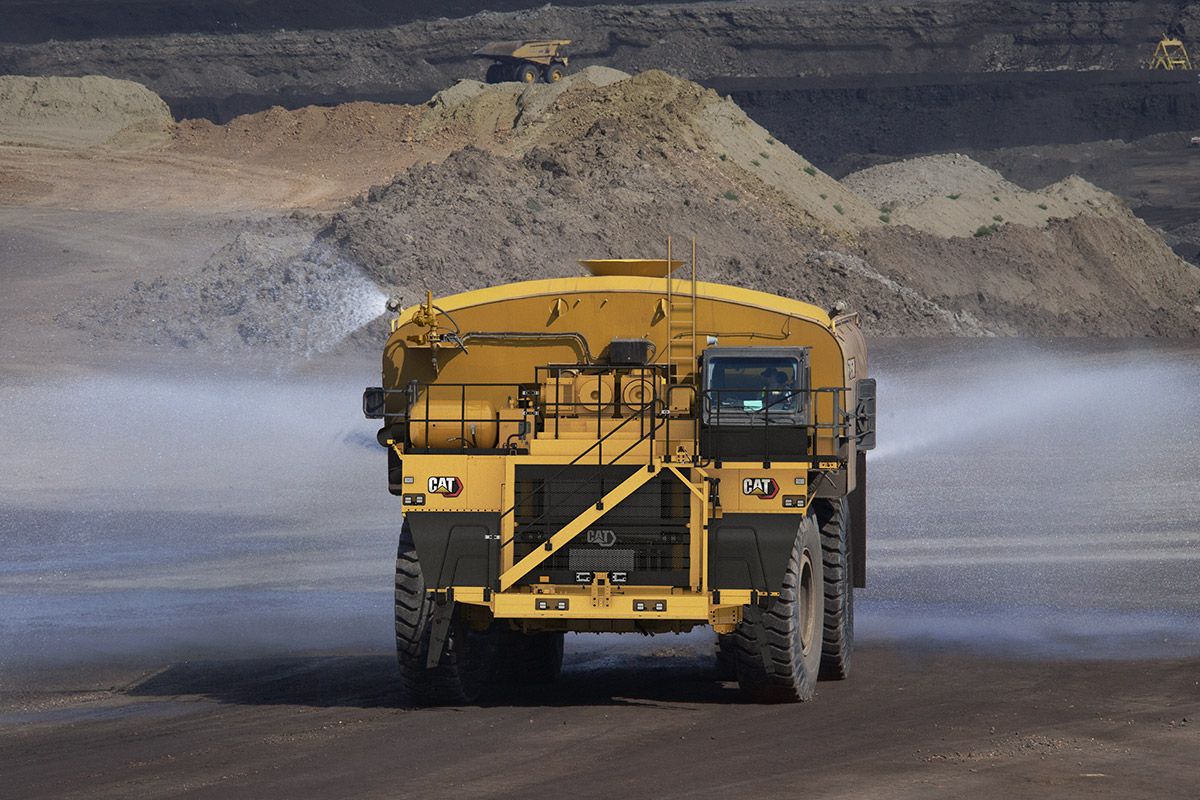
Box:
[580,259,684,277]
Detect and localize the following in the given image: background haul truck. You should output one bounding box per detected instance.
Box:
[364,250,876,704]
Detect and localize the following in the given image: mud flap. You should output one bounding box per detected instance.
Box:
[406,513,499,588]
[708,514,799,592]
[850,451,867,588]
[426,599,455,668]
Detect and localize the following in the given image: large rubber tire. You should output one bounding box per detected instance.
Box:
[514,63,540,84]
[814,496,854,681]
[485,62,505,84]
[729,515,825,703]
[395,521,497,705]
[715,633,737,680]
[544,64,565,83]
[498,631,565,685]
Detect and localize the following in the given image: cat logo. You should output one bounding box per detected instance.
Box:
[742,477,779,500]
[585,529,617,547]
[427,476,463,497]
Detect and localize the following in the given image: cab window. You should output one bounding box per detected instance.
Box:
[706,356,802,412]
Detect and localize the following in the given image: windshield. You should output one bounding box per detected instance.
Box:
[706,356,801,413]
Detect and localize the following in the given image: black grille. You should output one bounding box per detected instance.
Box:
[512,465,691,585]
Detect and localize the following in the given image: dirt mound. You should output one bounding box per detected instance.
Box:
[0,75,172,149]
[843,153,1125,238]
[174,102,421,163]
[862,208,1200,336]
[408,69,873,235]
[323,146,981,336]
[63,70,1200,351]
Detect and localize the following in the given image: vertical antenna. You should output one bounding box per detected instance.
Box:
[666,235,673,378]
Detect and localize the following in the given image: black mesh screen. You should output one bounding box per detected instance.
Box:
[512,465,691,585]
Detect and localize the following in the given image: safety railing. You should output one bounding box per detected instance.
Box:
[700,386,849,466]
[536,364,669,456]
[365,364,671,455]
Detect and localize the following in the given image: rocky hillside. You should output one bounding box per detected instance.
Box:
[4,1,1199,107]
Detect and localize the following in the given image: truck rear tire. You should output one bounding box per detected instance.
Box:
[485,62,505,84]
[499,631,564,684]
[395,521,496,705]
[544,65,565,83]
[814,496,854,680]
[729,515,825,702]
[715,633,737,680]
[514,63,540,84]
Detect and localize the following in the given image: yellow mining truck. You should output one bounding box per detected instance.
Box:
[363,249,875,704]
[474,39,572,84]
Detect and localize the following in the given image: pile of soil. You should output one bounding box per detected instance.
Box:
[65,70,1200,351]
[0,75,172,149]
[843,153,1121,238]
[173,101,422,175]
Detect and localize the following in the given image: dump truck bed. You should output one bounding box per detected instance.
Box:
[473,39,571,62]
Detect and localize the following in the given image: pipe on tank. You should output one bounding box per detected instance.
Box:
[459,332,595,364]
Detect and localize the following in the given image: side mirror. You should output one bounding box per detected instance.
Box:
[363,387,387,419]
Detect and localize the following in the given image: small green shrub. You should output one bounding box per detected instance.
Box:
[759,152,770,160]
[751,160,761,167]
[974,224,998,237]
[723,190,739,201]
[993,196,1000,202]
[719,153,727,162]
[992,215,1003,222]
[1037,203,1048,210]
[833,203,844,215]
[879,213,891,223]
[804,166,817,177]
[819,193,828,200]
[767,136,776,144]
[947,193,960,200]
[526,197,543,212]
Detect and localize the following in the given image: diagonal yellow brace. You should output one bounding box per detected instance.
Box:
[499,464,661,591]
[667,465,708,501]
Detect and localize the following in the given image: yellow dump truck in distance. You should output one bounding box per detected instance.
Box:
[474,39,572,84]
[363,251,876,703]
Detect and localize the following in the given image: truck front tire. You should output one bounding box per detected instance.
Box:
[814,496,854,680]
[395,521,497,705]
[729,515,825,702]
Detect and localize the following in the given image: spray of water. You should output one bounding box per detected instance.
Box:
[2,341,1198,683]
[297,260,390,357]
[863,340,1200,658]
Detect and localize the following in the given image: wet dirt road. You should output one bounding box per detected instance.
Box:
[2,647,1198,800]
[2,340,1199,798]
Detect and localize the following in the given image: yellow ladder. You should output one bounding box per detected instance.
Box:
[664,238,698,462]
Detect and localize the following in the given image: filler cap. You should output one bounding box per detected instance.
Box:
[580,259,683,277]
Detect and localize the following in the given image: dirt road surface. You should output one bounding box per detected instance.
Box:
[2,647,1198,800]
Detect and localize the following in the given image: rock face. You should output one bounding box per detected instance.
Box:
[3,1,1198,106]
